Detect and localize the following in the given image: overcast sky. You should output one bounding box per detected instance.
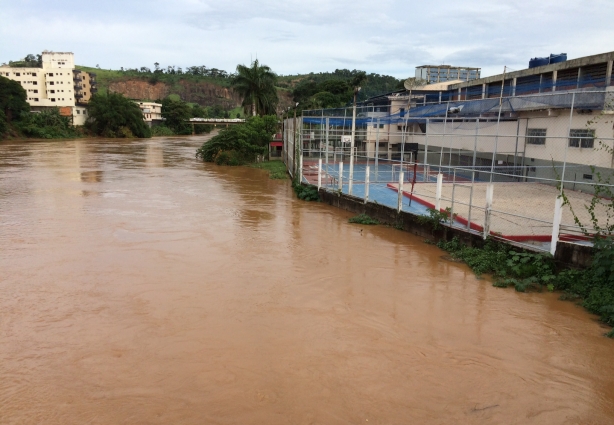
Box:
[1,0,613,79]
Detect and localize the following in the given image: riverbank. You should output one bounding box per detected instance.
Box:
[249,160,288,179]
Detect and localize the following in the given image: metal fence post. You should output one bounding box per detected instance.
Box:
[364,165,370,204]
[397,172,404,212]
[348,147,354,195]
[467,171,475,230]
[423,118,429,182]
[550,196,564,256]
[317,158,322,189]
[435,173,443,211]
[338,161,343,191]
[484,183,494,239]
[375,118,380,182]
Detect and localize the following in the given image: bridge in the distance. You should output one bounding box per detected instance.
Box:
[189,118,245,134]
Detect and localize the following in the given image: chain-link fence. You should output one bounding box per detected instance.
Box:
[283,89,614,253]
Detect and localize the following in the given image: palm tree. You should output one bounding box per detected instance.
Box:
[232,60,278,116]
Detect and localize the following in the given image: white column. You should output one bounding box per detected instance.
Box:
[397,172,404,212]
[338,162,343,191]
[348,147,354,195]
[317,158,322,189]
[550,197,564,256]
[435,173,443,211]
[299,154,303,183]
[484,183,494,239]
[364,166,370,204]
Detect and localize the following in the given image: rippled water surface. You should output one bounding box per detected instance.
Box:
[1,136,613,424]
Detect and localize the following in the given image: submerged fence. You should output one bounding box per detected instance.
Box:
[283,89,614,253]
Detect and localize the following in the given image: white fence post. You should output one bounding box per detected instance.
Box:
[348,147,354,196]
[397,172,404,212]
[364,166,370,204]
[317,158,322,189]
[338,161,343,191]
[435,173,443,211]
[550,196,564,256]
[484,183,494,239]
[299,154,304,183]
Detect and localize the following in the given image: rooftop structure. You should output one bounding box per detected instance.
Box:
[415,65,481,84]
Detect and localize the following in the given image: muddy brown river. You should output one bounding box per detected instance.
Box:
[1,135,613,424]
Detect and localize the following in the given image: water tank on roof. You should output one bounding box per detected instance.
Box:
[549,53,567,64]
[529,57,549,68]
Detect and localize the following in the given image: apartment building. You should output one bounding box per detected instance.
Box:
[73,69,97,105]
[136,102,163,126]
[0,51,95,125]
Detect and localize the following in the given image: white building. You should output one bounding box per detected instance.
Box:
[136,102,163,126]
[0,51,88,125]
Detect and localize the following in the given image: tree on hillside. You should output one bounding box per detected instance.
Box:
[232,59,278,116]
[0,76,30,123]
[87,93,151,138]
[8,54,42,68]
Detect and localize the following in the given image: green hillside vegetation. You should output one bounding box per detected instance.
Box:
[279,69,405,110]
[76,62,405,112]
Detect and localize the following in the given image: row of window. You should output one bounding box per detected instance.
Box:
[2,72,38,77]
[527,128,596,148]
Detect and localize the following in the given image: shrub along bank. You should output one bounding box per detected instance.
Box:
[438,236,614,337]
[195,115,277,165]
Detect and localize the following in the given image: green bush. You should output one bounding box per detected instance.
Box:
[214,150,247,166]
[293,182,319,201]
[196,115,277,164]
[17,108,78,139]
[349,214,379,225]
[151,125,175,137]
[438,236,614,332]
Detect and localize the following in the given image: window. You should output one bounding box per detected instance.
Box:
[400,108,405,117]
[569,129,595,148]
[16,72,21,76]
[583,174,593,180]
[76,110,81,114]
[51,98,56,102]
[527,128,546,145]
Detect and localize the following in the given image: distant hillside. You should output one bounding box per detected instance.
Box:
[75,65,405,112]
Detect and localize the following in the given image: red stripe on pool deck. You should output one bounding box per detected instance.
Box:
[386,184,553,242]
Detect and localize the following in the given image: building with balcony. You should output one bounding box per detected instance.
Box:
[136,102,163,126]
[73,70,97,105]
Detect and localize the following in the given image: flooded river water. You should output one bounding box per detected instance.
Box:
[1,135,613,424]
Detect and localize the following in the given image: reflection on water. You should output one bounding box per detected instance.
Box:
[0,135,613,424]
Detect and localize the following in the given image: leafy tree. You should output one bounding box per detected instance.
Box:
[191,104,206,118]
[87,92,151,138]
[0,110,8,136]
[196,115,278,164]
[8,53,42,68]
[161,97,191,134]
[232,60,278,116]
[0,75,30,122]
